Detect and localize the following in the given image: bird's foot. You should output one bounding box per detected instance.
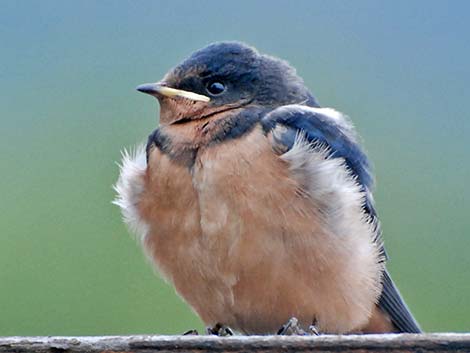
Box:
[182,329,199,335]
[277,317,319,336]
[308,323,319,335]
[206,323,234,336]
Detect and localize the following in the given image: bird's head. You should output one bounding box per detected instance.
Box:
[137,42,318,125]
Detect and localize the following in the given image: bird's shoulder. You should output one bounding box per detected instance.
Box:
[260,104,384,251]
[261,104,374,190]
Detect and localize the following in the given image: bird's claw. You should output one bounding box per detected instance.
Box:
[277,317,319,336]
[308,324,319,335]
[206,323,234,336]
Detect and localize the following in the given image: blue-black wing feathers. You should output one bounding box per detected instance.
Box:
[379,270,422,333]
[261,107,374,189]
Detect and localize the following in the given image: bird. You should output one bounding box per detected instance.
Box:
[114,41,421,335]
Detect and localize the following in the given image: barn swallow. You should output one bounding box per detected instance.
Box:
[114,42,421,334]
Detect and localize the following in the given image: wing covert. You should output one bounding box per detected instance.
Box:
[261,105,377,223]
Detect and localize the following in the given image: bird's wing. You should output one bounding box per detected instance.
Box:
[379,269,421,332]
[261,104,421,333]
[261,105,379,240]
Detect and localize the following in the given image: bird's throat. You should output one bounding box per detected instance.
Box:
[147,105,267,167]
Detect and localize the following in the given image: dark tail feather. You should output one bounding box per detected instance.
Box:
[378,270,422,333]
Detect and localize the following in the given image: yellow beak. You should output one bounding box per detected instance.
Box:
[136,83,210,102]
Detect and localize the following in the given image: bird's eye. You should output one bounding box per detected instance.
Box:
[206,81,225,95]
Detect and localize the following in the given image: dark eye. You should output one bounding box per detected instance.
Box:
[206,81,225,95]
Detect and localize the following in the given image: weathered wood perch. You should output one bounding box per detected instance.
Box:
[1,334,469,353]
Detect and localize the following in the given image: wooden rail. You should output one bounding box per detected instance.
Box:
[1,334,469,353]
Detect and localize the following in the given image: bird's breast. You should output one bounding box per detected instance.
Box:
[132,124,380,334]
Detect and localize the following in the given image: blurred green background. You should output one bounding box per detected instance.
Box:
[1,0,469,335]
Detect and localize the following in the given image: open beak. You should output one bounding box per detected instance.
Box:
[136,83,210,102]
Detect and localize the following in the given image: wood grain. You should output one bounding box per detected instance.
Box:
[1,334,469,353]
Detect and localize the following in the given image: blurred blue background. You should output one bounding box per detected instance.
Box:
[1,0,469,335]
